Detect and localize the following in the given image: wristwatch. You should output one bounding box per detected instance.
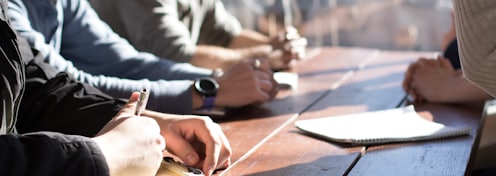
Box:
[194,77,219,109]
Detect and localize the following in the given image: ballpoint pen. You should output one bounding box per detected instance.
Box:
[135,88,149,116]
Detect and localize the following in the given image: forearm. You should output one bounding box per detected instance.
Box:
[190,45,242,69]
[454,0,496,97]
[228,30,270,49]
[438,76,492,103]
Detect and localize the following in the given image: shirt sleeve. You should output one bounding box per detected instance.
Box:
[91,0,198,62]
[0,132,109,176]
[453,0,496,97]
[7,0,211,114]
[198,0,243,47]
[91,0,242,62]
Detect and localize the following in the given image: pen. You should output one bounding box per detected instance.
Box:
[135,88,149,116]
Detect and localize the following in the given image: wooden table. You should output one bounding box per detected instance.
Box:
[215,47,484,176]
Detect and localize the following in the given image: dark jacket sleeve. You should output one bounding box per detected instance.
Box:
[0,1,121,174]
[14,31,126,137]
[0,132,109,176]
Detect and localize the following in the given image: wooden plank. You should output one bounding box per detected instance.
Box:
[349,103,482,176]
[217,47,378,175]
[343,50,483,175]
[219,49,437,175]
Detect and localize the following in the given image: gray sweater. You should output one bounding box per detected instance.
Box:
[90,0,242,62]
[454,0,496,97]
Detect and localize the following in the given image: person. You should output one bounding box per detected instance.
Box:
[0,1,230,175]
[453,0,496,97]
[402,11,492,103]
[7,0,277,115]
[453,2,496,175]
[89,0,308,70]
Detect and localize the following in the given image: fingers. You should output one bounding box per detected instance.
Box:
[255,71,275,93]
[216,59,277,107]
[111,91,141,119]
[248,59,277,100]
[282,36,307,61]
[404,56,456,103]
[199,123,231,176]
[163,131,201,166]
[271,27,307,64]
[128,91,140,103]
[252,58,271,73]
[403,63,415,93]
[268,77,279,100]
[437,57,456,73]
[286,37,308,49]
[403,58,433,102]
[164,118,232,176]
[268,50,290,70]
[285,38,307,53]
[283,26,300,40]
[124,91,140,110]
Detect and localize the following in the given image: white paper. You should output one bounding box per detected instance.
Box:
[295,105,471,145]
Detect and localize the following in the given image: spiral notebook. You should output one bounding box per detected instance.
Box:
[295,105,471,145]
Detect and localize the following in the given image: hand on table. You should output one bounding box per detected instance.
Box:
[144,112,232,176]
[269,26,307,70]
[402,57,459,102]
[214,58,278,108]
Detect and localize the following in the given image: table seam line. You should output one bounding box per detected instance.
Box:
[220,49,382,176]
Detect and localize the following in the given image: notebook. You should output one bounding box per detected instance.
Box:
[295,105,471,145]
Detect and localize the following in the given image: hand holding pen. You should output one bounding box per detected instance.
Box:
[93,88,165,176]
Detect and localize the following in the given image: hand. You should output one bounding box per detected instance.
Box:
[93,92,165,176]
[403,57,458,102]
[403,61,424,101]
[191,45,273,70]
[269,26,307,70]
[214,59,278,107]
[144,112,232,176]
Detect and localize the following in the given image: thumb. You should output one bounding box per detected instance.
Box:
[117,91,141,117]
[95,91,141,136]
[128,91,140,104]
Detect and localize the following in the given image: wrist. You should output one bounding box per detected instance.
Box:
[192,85,204,110]
[92,137,119,175]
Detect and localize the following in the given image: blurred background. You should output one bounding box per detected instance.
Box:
[222,0,453,52]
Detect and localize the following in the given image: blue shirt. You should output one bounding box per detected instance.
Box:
[7,0,212,114]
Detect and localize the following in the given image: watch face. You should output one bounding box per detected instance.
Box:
[195,77,218,96]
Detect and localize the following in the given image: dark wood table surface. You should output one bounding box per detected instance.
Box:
[214,47,484,176]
